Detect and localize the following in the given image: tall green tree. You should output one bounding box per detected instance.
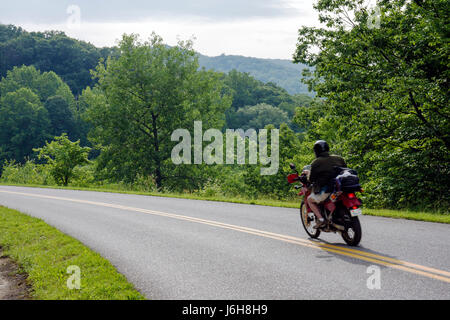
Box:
[85,33,231,189]
[0,65,79,141]
[242,123,300,199]
[0,65,75,111]
[0,88,50,164]
[44,96,76,137]
[293,0,449,209]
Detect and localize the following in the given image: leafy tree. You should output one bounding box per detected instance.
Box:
[242,123,300,199]
[0,65,75,110]
[0,88,50,164]
[254,82,293,107]
[44,96,76,137]
[0,24,118,95]
[34,134,90,186]
[223,70,296,112]
[0,24,23,42]
[293,0,449,209]
[0,65,79,140]
[228,103,290,130]
[85,33,231,189]
[223,70,260,111]
[198,53,311,94]
[222,70,310,130]
[0,160,54,185]
[278,94,314,117]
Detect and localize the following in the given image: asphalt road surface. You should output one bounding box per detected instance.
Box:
[0,186,449,299]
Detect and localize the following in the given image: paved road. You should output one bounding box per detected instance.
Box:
[0,186,449,299]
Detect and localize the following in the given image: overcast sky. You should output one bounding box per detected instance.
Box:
[0,0,320,59]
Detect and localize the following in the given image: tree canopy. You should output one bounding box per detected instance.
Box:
[227,103,290,130]
[84,33,231,189]
[198,53,311,95]
[0,87,50,164]
[293,0,449,209]
[0,65,81,165]
[0,24,117,95]
[0,24,311,96]
[34,133,90,186]
[222,70,312,130]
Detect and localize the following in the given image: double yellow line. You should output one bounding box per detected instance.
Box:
[1,189,449,284]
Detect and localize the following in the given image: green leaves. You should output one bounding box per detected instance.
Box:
[0,66,82,166]
[293,0,450,209]
[0,87,50,163]
[34,134,90,186]
[228,103,290,130]
[0,24,117,95]
[84,33,231,189]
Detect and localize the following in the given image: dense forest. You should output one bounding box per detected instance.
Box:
[198,54,311,95]
[0,24,310,96]
[0,24,118,96]
[0,0,448,212]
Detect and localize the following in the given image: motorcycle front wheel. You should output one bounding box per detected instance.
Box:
[341,215,362,246]
[300,201,321,239]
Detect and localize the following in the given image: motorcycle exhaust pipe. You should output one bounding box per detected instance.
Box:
[332,223,345,231]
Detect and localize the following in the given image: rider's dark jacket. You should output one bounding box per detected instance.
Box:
[309,152,347,193]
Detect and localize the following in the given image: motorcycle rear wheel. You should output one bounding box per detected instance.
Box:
[341,215,362,246]
[300,201,321,239]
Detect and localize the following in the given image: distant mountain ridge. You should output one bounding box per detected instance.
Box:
[198,53,311,95]
[0,23,311,96]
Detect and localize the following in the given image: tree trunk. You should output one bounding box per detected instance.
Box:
[151,112,162,190]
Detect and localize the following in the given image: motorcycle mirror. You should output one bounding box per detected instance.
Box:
[289,163,296,170]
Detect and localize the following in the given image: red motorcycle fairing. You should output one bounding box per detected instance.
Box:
[340,192,362,208]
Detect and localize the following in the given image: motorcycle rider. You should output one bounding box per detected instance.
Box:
[307,140,347,229]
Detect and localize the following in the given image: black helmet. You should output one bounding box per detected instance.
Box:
[313,140,329,157]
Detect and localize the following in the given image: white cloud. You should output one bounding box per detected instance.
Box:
[4,1,320,59]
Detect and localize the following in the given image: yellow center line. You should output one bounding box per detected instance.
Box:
[1,189,449,284]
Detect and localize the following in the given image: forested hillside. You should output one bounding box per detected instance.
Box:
[0,24,309,96]
[0,24,117,95]
[198,54,311,95]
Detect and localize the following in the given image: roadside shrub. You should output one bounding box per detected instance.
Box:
[71,164,96,187]
[196,180,222,197]
[0,160,54,185]
[131,174,158,192]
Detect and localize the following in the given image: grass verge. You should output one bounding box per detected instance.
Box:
[1,182,449,224]
[0,206,145,300]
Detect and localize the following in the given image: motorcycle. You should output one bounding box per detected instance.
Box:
[287,163,363,246]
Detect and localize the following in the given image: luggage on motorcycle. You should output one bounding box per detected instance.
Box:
[335,167,361,192]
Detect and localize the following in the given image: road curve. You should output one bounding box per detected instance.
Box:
[0,186,449,299]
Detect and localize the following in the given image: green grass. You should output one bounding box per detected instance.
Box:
[1,182,449,224]
[362,208,450,224]
[0,206,145,300]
